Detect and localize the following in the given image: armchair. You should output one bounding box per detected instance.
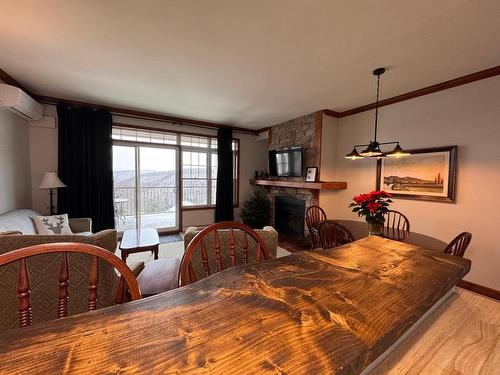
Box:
[0,209,143,330]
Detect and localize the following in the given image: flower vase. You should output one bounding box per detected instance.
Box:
[368,222,383,236]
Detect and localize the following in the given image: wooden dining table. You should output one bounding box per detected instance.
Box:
[0,237,470,374]
[335,219,448,251]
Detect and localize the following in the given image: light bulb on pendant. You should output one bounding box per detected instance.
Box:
[386,143,410,158]
[345,148,363,160]
[359,141,383,157]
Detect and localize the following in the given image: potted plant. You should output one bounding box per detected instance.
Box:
[240,188,271,229]
[349,191,392,235]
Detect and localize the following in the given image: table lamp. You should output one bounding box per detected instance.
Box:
[38,172,67,215]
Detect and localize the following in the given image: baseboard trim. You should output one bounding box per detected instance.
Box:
[458,280,500,301]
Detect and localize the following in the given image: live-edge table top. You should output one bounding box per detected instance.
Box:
[0,237,470,374]
[335,219,447,251]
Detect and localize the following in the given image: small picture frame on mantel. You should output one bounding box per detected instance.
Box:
[305,167,318,182]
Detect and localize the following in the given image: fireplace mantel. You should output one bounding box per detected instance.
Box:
[249,179,347,190]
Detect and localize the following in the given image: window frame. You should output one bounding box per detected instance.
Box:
[181,138,239,210]
[181,147,211,209]
[112,124,239,210]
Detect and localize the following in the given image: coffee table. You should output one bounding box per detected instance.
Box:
[119,228,160,263]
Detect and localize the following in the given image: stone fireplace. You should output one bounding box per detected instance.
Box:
[252,111,346,240]
[267,112,320,239]
[268,186,316,238]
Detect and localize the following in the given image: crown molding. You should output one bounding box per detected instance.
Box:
[4,64,500,131]
[0,67,35,97]
[330,64,500,118]
[254,126,270,133]
[0,67,258,135]
[322,109,342,118]
[34,95,259,135]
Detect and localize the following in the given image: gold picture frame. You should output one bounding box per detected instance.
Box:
[376,146,458,202]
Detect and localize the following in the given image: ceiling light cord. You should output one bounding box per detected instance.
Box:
[344,67,409,160]
[374,72,381,142]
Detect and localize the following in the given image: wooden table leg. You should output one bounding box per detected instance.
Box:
[153,245,159,260]
[121,252,128,263]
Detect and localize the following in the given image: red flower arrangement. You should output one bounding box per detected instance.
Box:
[349,191,393,225]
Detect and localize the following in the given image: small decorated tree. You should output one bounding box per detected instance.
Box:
[240,188,271,229]
[349,191,392,235]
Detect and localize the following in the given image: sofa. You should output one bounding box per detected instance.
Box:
[0,209,142,330]
[183,225,278,282]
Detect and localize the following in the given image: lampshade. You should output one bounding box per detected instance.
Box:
[345,148,363,160]
[386,144,410,158]
[359,142,383,157]
[38,172,66,189]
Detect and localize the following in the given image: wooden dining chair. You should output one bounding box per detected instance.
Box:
[382,210,410,241]
[0,242,141,328]
[318,220,355,249]
[444,232,472,257]
[179,221,271,286]
[305,205,327,249]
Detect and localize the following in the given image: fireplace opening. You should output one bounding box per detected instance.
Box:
[275,196,306,239]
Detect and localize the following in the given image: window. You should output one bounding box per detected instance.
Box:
[113,127,239,209]
[112,127,177,145]
[233,141,239,205]
[181,134,210,148]
[211,153,217,205]
[182,151,208,206]
[181,135,238,208]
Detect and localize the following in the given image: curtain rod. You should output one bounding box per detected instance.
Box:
[35,95,259,135]
[112,114,258,136]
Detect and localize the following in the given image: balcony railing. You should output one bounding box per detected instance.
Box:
[113,186,212,215]
[114,187,177,216]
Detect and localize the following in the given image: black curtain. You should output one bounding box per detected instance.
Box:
[57,102,114,232]
[214,128,234,222]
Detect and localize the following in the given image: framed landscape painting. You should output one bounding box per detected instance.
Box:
[376,146,458,202]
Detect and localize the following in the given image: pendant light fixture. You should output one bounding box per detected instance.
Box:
[345,68,409,160]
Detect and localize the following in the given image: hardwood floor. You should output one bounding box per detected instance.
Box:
[372,288,500,374]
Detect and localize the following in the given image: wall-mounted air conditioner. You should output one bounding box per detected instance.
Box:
[0,83,43,121]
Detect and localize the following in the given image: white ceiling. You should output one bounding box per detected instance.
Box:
[1,1,499,129]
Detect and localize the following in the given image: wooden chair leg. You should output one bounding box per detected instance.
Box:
[310,233,317,250]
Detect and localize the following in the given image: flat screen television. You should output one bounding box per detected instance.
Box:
[269,147,303,177]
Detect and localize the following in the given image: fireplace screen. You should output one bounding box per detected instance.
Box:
[274,196,306,238]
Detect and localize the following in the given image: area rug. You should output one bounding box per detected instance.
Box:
[159,234,183,244]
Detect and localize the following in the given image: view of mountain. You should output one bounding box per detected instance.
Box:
[384,175,432,185]
[114,167,209,187]
[113,170,175,187]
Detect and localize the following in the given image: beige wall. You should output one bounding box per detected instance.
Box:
[30,104,58,214]
[326,76,500,289]
[236,132,269,218]
[0,110,31,214]
[319,113,338,213]
[29,107,268,229]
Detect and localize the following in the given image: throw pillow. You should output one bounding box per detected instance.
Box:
[0,230,22,236]
[33,214,73,235]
